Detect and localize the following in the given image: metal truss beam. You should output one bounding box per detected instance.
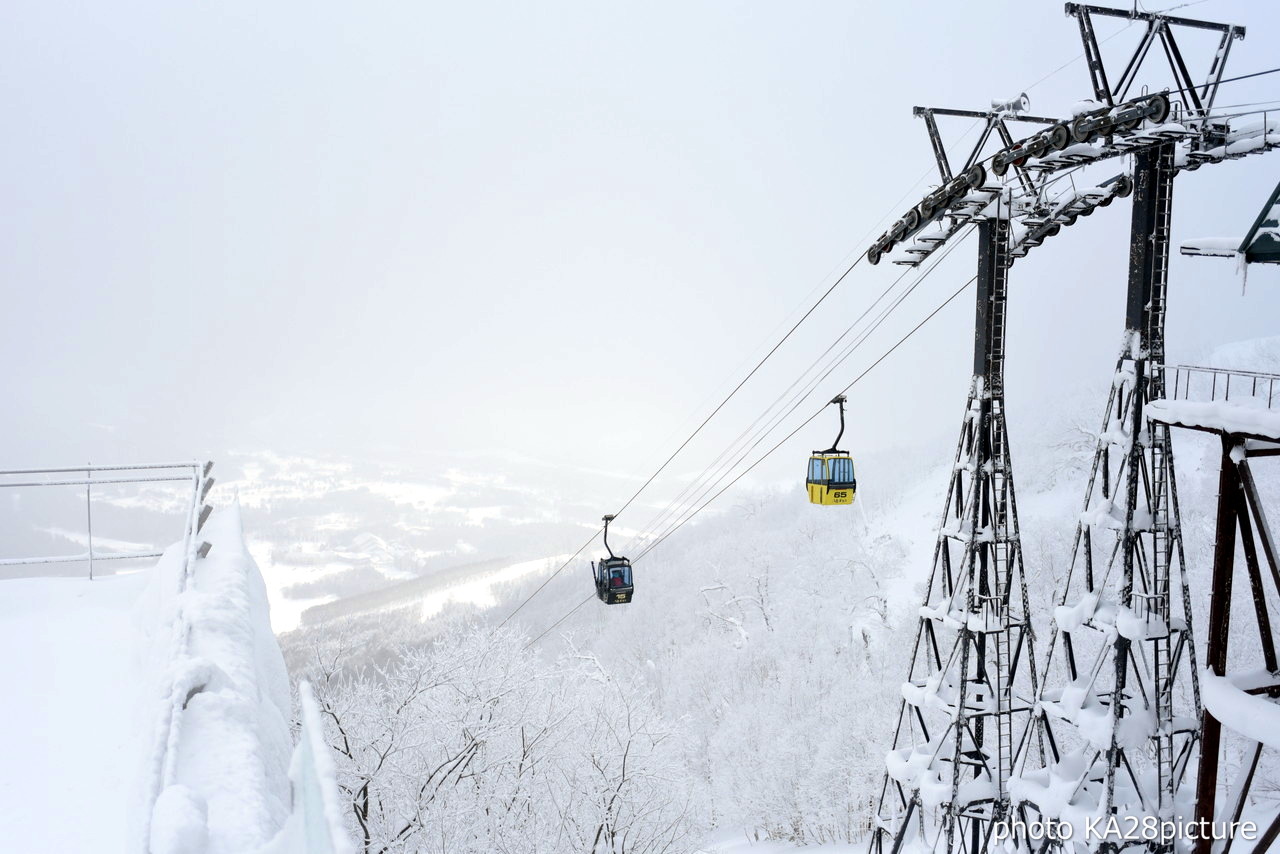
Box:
[912,106,1053,191]
[1065,3,1244,117]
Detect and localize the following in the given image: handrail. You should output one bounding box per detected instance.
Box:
[0,475,194,488]
[1167,363,1280,381]
[1162,363,1280,409]
[0,461,203,476]
[0,461,208,580]
[0,551,163,567]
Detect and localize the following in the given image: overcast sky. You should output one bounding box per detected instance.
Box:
[3,0,1279,505]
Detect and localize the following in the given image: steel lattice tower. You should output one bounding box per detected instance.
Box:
[1008,141,1201,851]
[871,200,1041,854]
[858,6,1271,853]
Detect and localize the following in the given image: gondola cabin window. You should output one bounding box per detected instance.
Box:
[828,456,854,484]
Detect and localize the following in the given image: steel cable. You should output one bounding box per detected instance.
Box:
[631,228,978,562]
[623,224,978,556]
[521,271,979,647]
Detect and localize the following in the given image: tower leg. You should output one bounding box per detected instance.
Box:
[872,201,1039,854]
[1192,436,1240,854]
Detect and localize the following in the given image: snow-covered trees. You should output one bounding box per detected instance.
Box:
[297,627,696,853]
[280,378,1253,849]
[592,492,901,846]
[285,470,915,849]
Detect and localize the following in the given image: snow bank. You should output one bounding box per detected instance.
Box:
[136,500,292,852]
[137,501,348,854]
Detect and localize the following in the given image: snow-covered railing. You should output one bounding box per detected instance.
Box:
[1162,364,1279,410]
[259,683,355,854]
[0,461,215,579]
[1149,366,1280,442]
[133,463,227,854]
[139,500,352,854]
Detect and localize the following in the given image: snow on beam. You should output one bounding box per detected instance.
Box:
[1180,237,1243,258]
[1182,179,1280,264]
[1202,669,1280,750]
[1146,399,1280,442]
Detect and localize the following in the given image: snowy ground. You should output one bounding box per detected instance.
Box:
[0,571,147,853]
[0,506,347,854]
[697,829,864,852]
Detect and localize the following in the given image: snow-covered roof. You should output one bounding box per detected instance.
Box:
[1180,179,1280,264]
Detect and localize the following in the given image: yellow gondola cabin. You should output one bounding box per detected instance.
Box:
[806,395,857,505]
[807,453,856,505]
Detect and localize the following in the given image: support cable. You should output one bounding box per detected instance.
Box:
[634,272,977,565]
[609,252,867,523]
[523,594,594,649]
[633,231,976,561]
[524,272,978,647]
[497,254,865,629]
[499,230,873,629]
[1165,65,1280,96]
[624,224,977,555]
[622,263,919,551]
[496,528,601,628]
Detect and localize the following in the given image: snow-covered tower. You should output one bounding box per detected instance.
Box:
[1007,137,1201,851]
[861,5,1275,850]
[1007,6,1258,850]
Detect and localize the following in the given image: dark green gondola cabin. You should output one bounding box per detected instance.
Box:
[592,514,634,605]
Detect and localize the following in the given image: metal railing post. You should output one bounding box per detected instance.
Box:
[86,467,94,581]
